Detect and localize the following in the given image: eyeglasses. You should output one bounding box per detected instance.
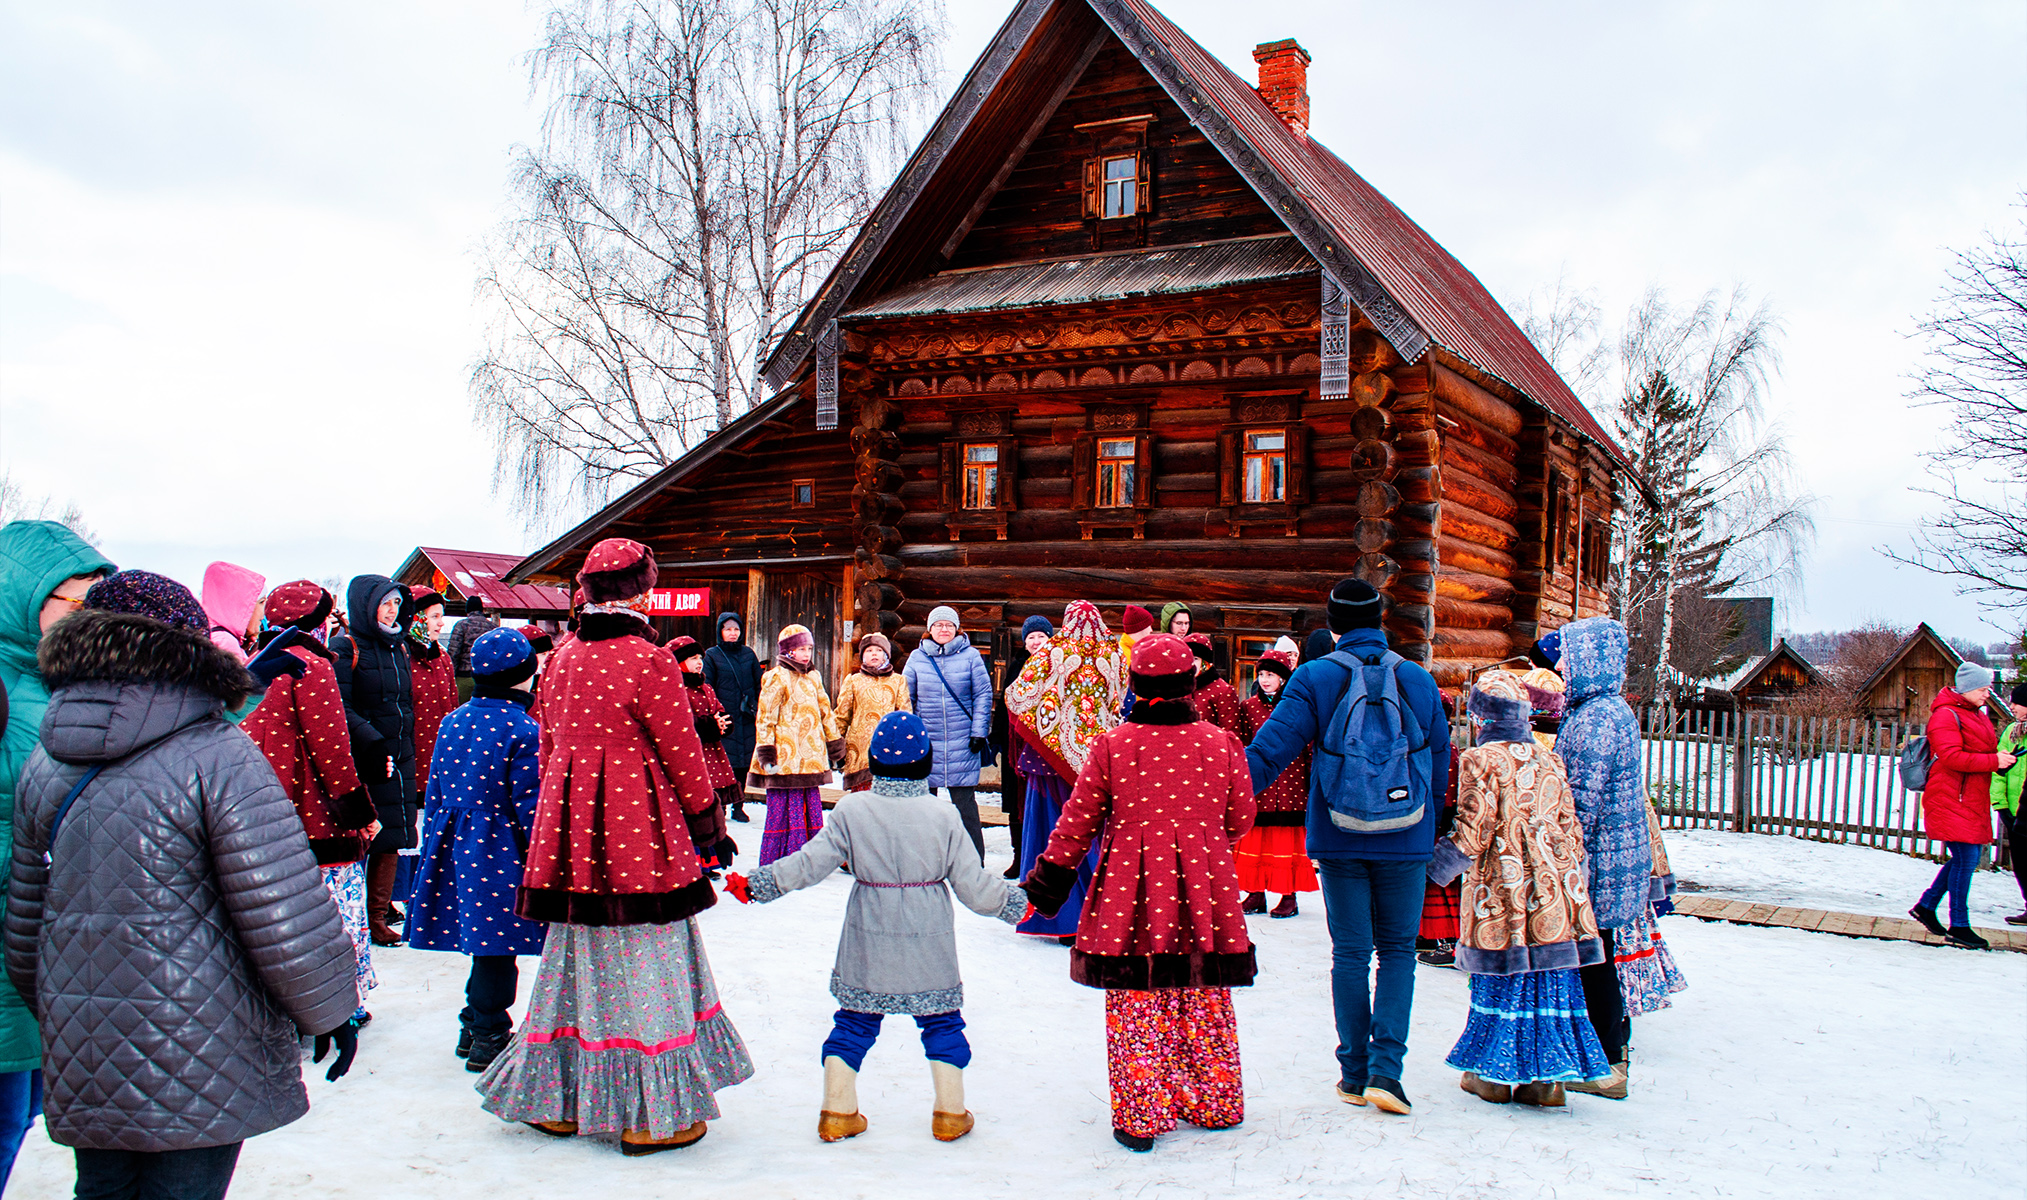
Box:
[47,595,85,609]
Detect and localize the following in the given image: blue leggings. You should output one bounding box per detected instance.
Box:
[0,1069,41,1192]
[1919,841,1982,928]
[821,1009,970,1071]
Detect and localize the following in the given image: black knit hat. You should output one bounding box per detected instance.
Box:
[1327,579,1384,633]
[464,595,486,616]
[2013,681,2027,708]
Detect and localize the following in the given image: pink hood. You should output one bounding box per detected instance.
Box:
[201,561,266,664]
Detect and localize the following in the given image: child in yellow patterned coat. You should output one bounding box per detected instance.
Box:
[753,623,841,865]
[831,634,911,792]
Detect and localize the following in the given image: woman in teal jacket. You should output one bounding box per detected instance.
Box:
[0,520,114,1186]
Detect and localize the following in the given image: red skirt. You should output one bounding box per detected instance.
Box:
[1419,878,1460,939]
[1233,826,1318,895]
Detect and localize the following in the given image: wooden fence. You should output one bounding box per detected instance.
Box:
[1637,706,2011,865]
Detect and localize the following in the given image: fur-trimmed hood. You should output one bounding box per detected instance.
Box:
[40,607,257,709]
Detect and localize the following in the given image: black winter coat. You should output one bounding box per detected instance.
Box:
[332,575,417,851]
[7,609,357,1151]
[702,612,763,783]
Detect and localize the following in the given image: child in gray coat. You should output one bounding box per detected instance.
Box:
[728,711,1027,1144]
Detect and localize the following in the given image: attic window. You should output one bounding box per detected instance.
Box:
[1101,155,1138,218]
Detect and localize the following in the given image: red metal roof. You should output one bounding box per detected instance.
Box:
[1107,0,1627,463]
[398,547,571,616]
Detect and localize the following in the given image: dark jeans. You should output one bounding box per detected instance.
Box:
[1919,841,1983,928]
[0,1068,40,1192]
[1999,811,2027,906]
[941,787,985,862]
[463,955,520,1035]
[1315,857,1424,1087]
[1579,926,1628,1063]
[822,1009,970,1071]
[74,1143,242,1200]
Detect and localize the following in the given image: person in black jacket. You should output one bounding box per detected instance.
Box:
[331,575,416,946]
[702,611,762,824]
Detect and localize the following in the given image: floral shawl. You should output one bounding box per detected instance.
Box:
[1005,601,1124,781]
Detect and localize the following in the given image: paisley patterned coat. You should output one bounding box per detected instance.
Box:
[832,670,911,792]
[515,615,724,926]
[751,663,838,788]
[1435,740,1603,975]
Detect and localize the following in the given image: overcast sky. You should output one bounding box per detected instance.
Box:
[2,1,2022,643]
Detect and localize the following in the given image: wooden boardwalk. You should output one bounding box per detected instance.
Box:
[1673,895,2027,953]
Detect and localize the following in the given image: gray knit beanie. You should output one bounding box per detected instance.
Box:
[1955,660,1995,693]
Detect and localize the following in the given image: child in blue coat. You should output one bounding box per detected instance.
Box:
[407,627,548,1069]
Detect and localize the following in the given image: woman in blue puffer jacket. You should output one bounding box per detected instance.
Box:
[1551,616,1650,1101]
[904,606,993,862]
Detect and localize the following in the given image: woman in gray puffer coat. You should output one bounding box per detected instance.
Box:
[6,572,360,1198]
[904,606,993,862]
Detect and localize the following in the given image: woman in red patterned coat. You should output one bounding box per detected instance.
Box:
[1234,649,1316,918]
[242,580,381,1016]
[1023,634,1257,1153]
[1184,633,1242,733]
[671,635,740,873]
[479,538,752,1156]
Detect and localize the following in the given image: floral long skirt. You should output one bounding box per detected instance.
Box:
[1233,825,1318,895]
[478,920,755,1137]
[758,786,824,865]
[1445,968,1612,1086]
[321,861,375,1017]
[1104,988,1243,1139]
[1615,906,1689,1017]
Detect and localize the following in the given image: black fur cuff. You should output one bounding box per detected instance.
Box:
[1021,859,1080,917]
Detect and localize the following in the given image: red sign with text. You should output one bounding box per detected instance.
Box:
[647,587,711,617]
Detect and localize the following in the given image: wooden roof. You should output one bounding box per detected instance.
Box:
[1855,622,1961,702]
[1730,639,1824,694]
[759,0,1632,468]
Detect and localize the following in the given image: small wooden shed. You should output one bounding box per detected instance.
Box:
[1729,639,1823,710]
[394,547,573,621]
[1854,623,1961,723]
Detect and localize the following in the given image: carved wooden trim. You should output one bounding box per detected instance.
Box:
[815,320,840,430]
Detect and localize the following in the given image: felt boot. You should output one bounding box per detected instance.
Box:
[366,854,401,946]
[1566,1061,1629,1100]
[818,1056,867,1142]
[620,1122,707,1155]
[1512,1081,1567,1108]
[1459,1072,1511,1104]
[931,1062,973,1142]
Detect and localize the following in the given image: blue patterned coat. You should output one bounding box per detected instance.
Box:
[1554,618,1651,930]
[406,695,547,956]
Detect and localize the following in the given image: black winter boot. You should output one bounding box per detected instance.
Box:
[1946,926,1991,950]
[1112,1128,1154,1152]
[455,1017,474,1059]
[466,1029,513,1072]
[1908,905,1946,936]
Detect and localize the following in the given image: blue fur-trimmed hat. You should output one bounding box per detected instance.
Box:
[869,711,933,779]
[471,626,535,679]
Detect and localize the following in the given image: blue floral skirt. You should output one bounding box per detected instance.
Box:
[1015,771,1096,938]
[1445,968,1612,1086]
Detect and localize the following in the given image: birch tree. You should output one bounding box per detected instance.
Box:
[1883,202,2027,609]
[472,0,940,524]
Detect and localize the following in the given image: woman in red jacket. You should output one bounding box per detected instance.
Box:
[478,538,753,1155]
[1024,634,1257,1153]
[1909,662,2015,950]
[242,580,381,1014]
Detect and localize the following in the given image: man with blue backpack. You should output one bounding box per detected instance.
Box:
[1245,579,1449,1116]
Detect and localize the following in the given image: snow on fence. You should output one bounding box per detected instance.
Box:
[1636,706,2007,864]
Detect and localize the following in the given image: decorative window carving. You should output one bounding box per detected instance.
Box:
[1217,392,1308,536]
[1076,114,1153,251]
[939,409,1017,541]
[1071,404,1152,538]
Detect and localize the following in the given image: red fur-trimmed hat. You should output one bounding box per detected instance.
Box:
[1121,605,1154,635]
[519,625,554,655]
[266,580,333,630]
[1256,648,1295,680]
[667,635,701,662]
[1185,632,1215,664]
[578,538,657,604]
[408,584,447,613]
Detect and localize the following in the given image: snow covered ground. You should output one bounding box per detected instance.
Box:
[1666,827,2025,928]
[12,823,2022,1199]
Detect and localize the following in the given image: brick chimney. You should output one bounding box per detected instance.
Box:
[1252,39,1311,136]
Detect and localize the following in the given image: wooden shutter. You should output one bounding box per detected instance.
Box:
[997,435,1019,512]
[1072,434,1095,509]
[1217,429,1240,506]
[940,441,957,512]
[1081,158,1101,220]
[1287,423,1311,505]
[1135,150,1152,216]
[1133,434,1154,507]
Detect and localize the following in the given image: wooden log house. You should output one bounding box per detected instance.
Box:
[1729,640,1826,710]
[506,0,1637,696]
